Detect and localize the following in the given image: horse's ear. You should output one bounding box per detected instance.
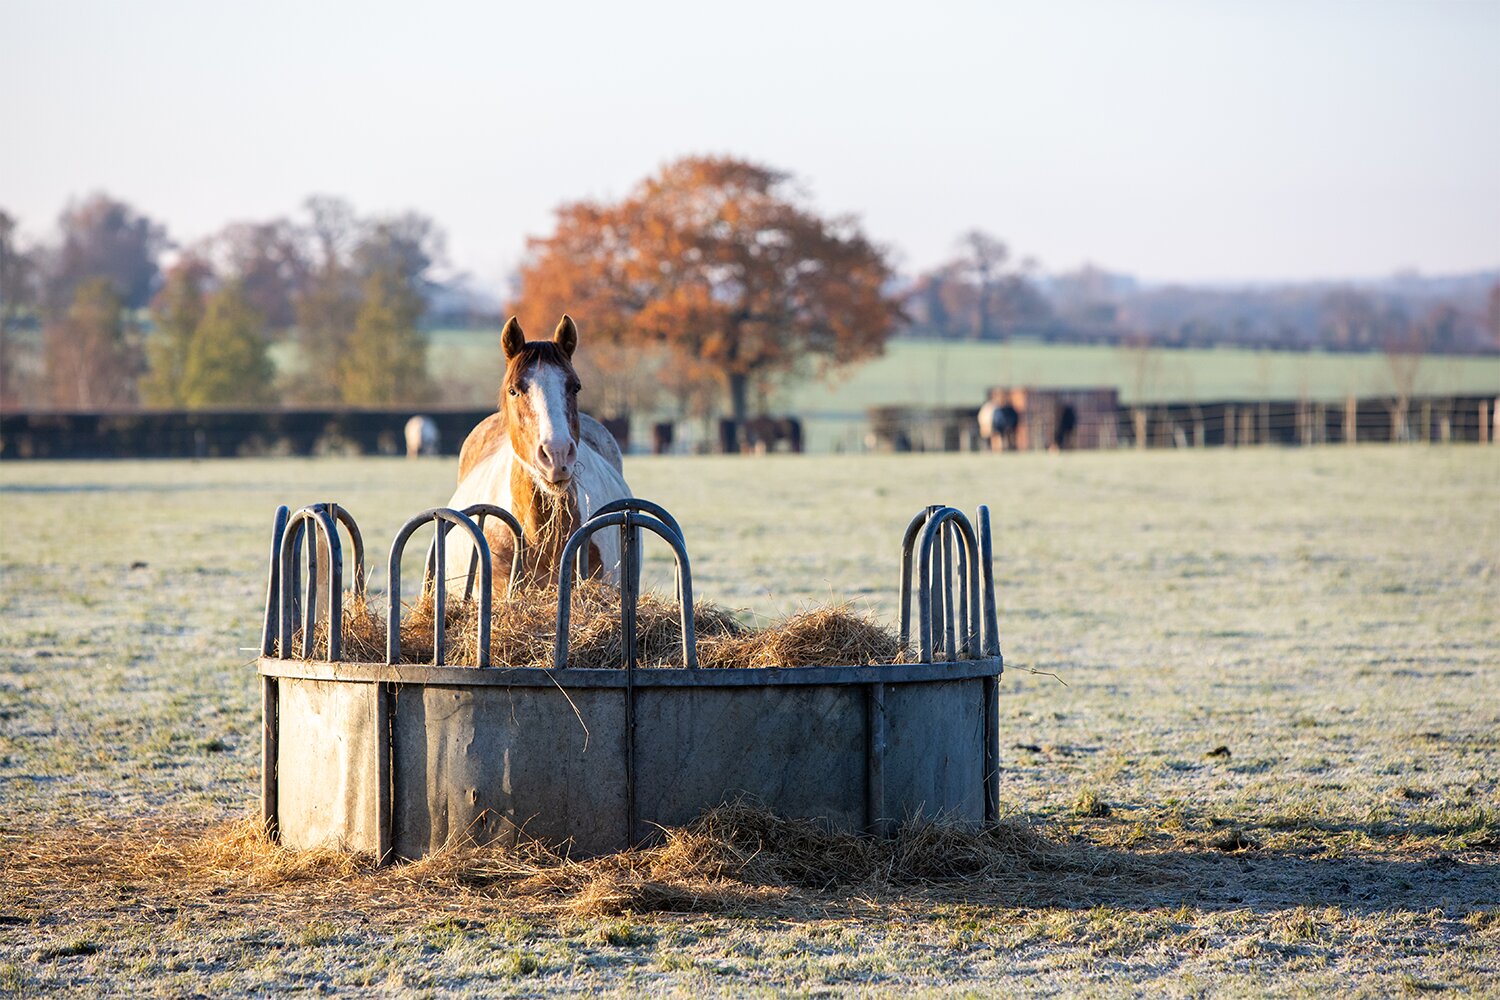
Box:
[501,316,526,359]
[553,315,578,358]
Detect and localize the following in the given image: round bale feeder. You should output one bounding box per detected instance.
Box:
[257,500,1003,861]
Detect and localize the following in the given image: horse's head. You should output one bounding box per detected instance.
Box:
[500,315,583,491]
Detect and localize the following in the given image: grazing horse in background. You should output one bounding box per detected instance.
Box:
[441,315,630,590]
[404,415,440,457]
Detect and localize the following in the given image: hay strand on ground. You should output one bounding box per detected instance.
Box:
[4,804,1106,923]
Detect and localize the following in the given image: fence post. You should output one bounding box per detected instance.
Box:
[1345,396,1357,445]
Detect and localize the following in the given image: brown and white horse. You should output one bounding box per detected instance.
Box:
[441,315,630,589]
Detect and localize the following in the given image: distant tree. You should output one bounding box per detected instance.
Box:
[1118,332,1163,448]
[1380,304,1462,442]
[570,337,661,419]
[291,266,361,400]
[1321,289,1380,351]
[656,348,725,423]
[1419,303,1462,354]
[1,209,41,406]
[514,156,901,423]
[993,270,1053,329]
[1050,264,1125,329]
[1485,281,1500,350]
[908,232,1051,340]
[1320,289,1410,353]
[337,267,431,405]
[289,197,362,400]
[212,219,310,330]
[353,212,445,290]
[903,269,954,338]
[288,197,443,403]
[43,277,141,407]
[142,256,213,407]
[1383,335,1423,442]
[178,283,278,408]
[42,194,167,312]
[304,195,358,270]
[954,230,1009,341]
[0,209,37,320]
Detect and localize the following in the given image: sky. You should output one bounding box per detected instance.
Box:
[3,0,1498,290]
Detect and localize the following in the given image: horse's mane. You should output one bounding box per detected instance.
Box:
[457,412,508,481]
[502,342,574,389]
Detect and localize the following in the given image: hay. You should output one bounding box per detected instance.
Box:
[652,802,1092,894]
[289,580,907,670]
[3,804,1101,925]
[698,605,905,669]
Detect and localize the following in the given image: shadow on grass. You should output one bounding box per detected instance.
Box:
[958,840,1498,914]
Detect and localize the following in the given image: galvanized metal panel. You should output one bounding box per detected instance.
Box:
[276,678,378,853]
[391,684,628,858]
[263,658,1000,860]
[632,685,868,834]
[882,678,986,824]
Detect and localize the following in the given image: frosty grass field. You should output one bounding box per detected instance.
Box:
[1,445,1497,996]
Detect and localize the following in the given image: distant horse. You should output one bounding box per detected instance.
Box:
[741,416,804,454]
[978,389,1018,452]
[441,315,630,590]
[404,415,440,457]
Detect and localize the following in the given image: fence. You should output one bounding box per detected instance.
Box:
[1118,394,1497,448]
[3,393,1495,459]
[867,394,1498,452]
[1,407,498,460]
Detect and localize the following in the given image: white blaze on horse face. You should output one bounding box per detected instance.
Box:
[525,362,577,485]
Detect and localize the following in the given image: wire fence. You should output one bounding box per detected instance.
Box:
[867,394,1498,452]
[3,393,1495,458]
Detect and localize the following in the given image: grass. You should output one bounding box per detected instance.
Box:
[1,445,1497,995]
[421,329,1500,409]
[771,337,1500,412]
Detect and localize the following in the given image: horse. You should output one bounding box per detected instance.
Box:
[740,415,804,454]
[440,315,630,590]
[404,415,440,457]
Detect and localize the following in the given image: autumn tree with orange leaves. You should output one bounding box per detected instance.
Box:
[512,156,902,424]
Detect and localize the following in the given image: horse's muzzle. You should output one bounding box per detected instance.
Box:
[536,439,577,487]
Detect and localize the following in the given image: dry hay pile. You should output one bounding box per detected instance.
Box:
[290,579,906,669]
[519,802,1109,917]
[634,801,1093,898]
[6,803,1109,924]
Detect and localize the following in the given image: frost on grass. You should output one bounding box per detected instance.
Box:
[1,448,1497,995]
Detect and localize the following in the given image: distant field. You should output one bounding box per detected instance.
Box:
[2,446,1496,994]
[421,329,1500,407]
[774,337,1500,408]
[412,330,1500,451]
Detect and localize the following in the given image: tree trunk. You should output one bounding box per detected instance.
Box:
[727,371,750,424]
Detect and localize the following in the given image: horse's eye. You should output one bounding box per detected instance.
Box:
[569,381,582,394]
[508,386,522,397]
